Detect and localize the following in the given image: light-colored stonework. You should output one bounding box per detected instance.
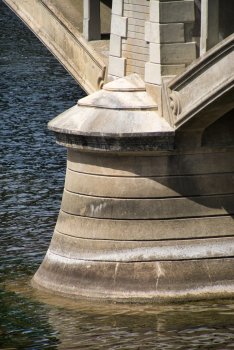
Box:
[2,0,108,94]
[32,59,234,300]
[83,0,101,41]
[3,0,234,106]
[3,0,234,301]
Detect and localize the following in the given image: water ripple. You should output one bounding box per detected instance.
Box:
[1,1,234,349]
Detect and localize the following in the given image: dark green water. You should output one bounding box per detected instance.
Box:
[1,1,234,349]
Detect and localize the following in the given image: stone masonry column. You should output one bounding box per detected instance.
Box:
[83,0,101,41]
[144,0,197,112]
[200,0,219,55]
[108,0,127,79]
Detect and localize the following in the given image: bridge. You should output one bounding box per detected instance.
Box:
[3,0,111,94]
[4,0,234,301]
[4,0,234,98]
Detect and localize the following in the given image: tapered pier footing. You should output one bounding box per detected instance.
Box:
[33,75,234,301]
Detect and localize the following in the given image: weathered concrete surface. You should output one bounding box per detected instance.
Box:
[56,210,234,241]
[163,34,234,149]
[65,168,234,198]
[61,190,234,220]
[48,75,174,152]
[67,147,234,176]
[4,0,234,301]
[33,254,234,302]
[3,0,110,93]
[49,230,234,261]
[33,75,234,301]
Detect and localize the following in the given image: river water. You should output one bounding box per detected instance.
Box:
[1,1,234,349]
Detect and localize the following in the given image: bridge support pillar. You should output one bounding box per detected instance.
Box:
[200,0,219,55]
[32,74,234,302]
[83,0,101,41]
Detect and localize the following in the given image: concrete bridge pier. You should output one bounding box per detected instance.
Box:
[3,0,234,302]
[32,62,234,301]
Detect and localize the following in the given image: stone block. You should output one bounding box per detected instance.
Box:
[145,22,184,44]
[200,0,219,55]
[150,1,195,24]
[111,14,128,37]
[145,21,160,43]
[160,23,185,43]
[123,50,149,62]
[149,43,160,64]
[83,18,89,40]
[128,17,145,28]
[145,62,161,85]
[128,30,145,41]
[145,83,162,114]
[109,34,122,57]
[124,9,149,21]
[161,64,185,77]
[112,0,123,16]
[126,58,146,69]
[145,62,185,85]
[123,38,149,50]
[150,1,160,23]
[126,66,145,78]
[124,3,150,14]
[108,56,126,77]
[107,74,117,83]
[83,0,89,19]
[161,1,195,24]
[123,43,149,55]
[150,42,196,65]
[128,24,147,35]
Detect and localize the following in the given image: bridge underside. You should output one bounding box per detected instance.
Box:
[3,0,110,94]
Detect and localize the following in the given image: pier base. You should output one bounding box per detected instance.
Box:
[33,74,234,301]
[33,147,234,301]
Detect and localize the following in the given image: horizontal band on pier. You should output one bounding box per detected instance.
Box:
[55,210,234,241]
[67,147,234,176]
[65,168,234,198]
[61,189,234,220]
[33,251,234,301]
[49,229,234,261]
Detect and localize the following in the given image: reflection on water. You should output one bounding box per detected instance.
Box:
[4,279,234,349]
[1,1,234,349]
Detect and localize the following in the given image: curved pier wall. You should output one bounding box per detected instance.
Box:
[33,146,234,301]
